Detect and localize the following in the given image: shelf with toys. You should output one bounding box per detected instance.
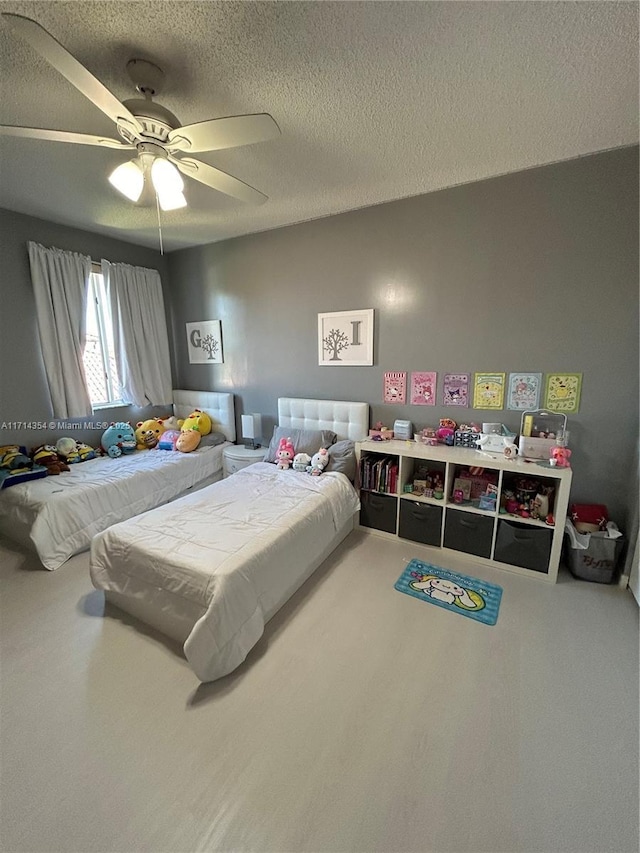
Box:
[355,426,572,583]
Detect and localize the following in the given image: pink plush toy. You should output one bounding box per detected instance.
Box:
[551,446,572,467]
[275,437,295,470]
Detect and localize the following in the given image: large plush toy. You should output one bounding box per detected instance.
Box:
[275,437,295,470]
[551,446,572,468]
[308,447,329,476]
[56,438,96,463]
[135,418,166,450]
[101,423,137,458]
[178,409,212,436]
[292,452,311,473]
[31,444,70,475]
[176,428,201,453]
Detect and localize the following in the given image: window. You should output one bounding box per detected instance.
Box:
[83,269,122,408]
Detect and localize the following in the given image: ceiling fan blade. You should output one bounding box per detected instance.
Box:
[169,155,268,205]
[2,13,142,136]
[0,125,135,149]
[167,113,280,153]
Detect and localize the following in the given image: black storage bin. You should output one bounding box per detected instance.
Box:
[360,491,397,534]
[399,500,443,546]
[495,519,552,573]
[444,510,493,558]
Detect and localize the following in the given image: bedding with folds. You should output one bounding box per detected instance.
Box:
[0,444,228,570]
[90,462,360,682]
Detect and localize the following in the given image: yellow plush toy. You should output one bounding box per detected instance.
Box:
[135,418,166,450]
[177,409,212,436]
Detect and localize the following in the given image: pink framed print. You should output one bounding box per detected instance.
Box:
[410,372,437,405]
[383,371,407,404]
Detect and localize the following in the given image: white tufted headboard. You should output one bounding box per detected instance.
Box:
[172,390,236,442]
[278,398,369,442]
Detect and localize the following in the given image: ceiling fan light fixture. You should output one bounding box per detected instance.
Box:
[151,156,184,195]
[157,188,187,211]
[108,159,143,201]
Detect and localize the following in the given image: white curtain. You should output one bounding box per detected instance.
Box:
[102,259,173,407]
[27,241,93,418]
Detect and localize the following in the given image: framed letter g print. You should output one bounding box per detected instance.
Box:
[318,309,374,366]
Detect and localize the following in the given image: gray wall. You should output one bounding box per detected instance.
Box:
[0,209,173,448]
[168,146,639,529]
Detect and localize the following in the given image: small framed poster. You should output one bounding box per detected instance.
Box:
[473,373,506,410]
[186,320,223,364]
[544,373,582,413]
[410,372,437,405]
[383,371,407,404]
[318,309,374,366]
[507,373,542,410]
[442,374,469,407]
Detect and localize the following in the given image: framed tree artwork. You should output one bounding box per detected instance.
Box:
[318,309,374,366]
[186,320,224,364]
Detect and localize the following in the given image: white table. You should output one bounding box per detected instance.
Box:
[223,445,266,478]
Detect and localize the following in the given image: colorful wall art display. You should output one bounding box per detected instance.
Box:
[383,371,407,404]
[544,373,582,413]
[410,371,437,405]
[473,373,506,409]
[507,373,542,410]
[442,374,469,407]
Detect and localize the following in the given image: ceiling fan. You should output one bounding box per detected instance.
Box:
[0,13,280,211]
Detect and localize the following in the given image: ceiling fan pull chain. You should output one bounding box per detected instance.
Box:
[155,191,164,255]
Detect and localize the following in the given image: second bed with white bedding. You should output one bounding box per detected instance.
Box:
[91,462,360,682]
[90,396,369,682]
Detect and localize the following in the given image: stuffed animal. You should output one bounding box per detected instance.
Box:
[56,438,96,463]
[75,442,97,462]
[135,418,166,450]
[178,409,212,436]
[308,447,329,476]
[157,429,181,451]
[0,446,48,489]
[0,445,33,472]
[159,415,180,431]
[31,444,70,475]
[275,437,295,470]
[176,428,201,453]
[292,452,311,472]
[551,446,572,468]
[101,423,137,458]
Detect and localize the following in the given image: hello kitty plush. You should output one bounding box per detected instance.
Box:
[276,437,295,470]
[308,447,329,476]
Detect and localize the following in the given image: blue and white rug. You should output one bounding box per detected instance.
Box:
[394,559,503,626]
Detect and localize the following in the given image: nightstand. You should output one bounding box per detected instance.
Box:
[223,445,266,478]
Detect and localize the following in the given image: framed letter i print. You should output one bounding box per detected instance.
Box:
[318,309,374,366]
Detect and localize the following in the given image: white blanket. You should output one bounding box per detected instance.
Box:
[90,463,360,682]
[0,444,228,570]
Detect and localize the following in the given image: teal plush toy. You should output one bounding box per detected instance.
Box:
[101,423,137,458]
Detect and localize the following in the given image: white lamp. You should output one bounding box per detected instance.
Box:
[241,413,263,449]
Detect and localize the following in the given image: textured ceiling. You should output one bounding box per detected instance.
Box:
[0,1,637,252]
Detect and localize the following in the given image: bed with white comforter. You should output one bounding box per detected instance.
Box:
[0,389,234,569]
[91,462,360,682]
[89,397,369,682]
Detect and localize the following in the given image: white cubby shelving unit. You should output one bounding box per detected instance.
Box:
[356,439,573,583]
